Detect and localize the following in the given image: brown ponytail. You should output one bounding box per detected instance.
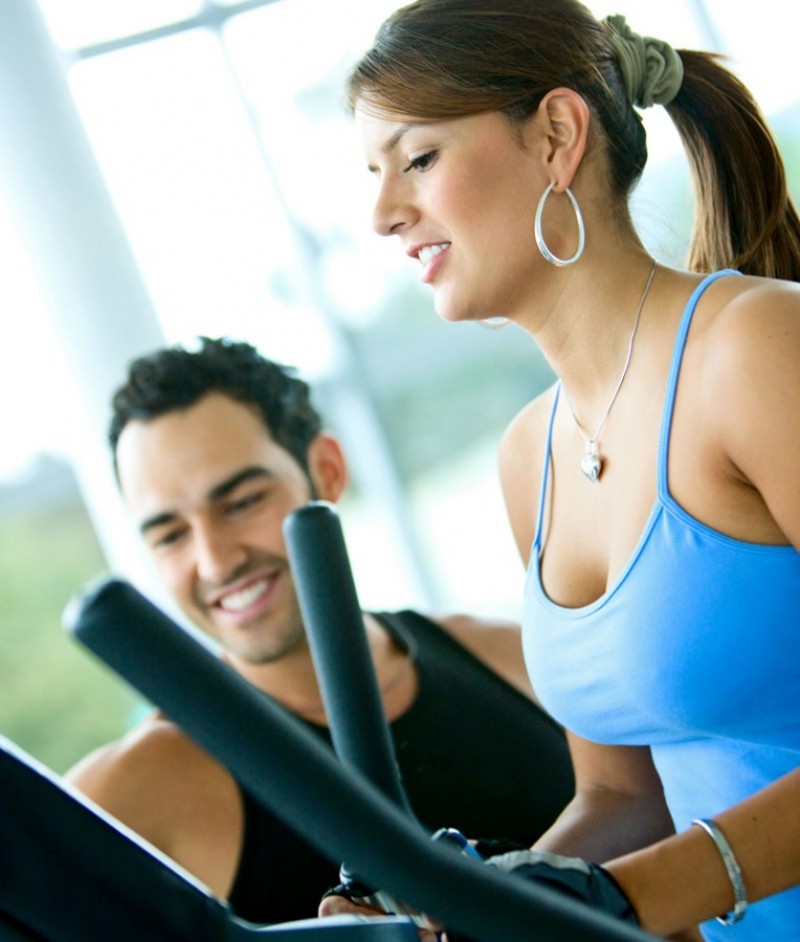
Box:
[667,50,800,281]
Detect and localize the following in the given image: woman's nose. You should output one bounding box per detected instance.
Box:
[372,176,412,237]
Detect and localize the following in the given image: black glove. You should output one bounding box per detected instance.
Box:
[471,837,529,859]
[446,849,638,942]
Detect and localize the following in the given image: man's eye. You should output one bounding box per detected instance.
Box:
[152,528,186,549]
[404,150,438,173]
[228,492,264,514]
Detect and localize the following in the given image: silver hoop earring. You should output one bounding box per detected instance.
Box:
[534,182,585,267]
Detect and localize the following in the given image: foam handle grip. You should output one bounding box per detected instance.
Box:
[64,578,654,942]
[283,501,414,817]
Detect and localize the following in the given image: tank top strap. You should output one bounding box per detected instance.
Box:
[533,383,561,552]
[656,269,742,500]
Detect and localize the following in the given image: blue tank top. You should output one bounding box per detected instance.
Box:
[523,270,800,940]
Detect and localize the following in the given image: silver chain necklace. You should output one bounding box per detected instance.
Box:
[565,260,657,483]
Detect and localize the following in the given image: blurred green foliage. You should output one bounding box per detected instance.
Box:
[0,500,140,774]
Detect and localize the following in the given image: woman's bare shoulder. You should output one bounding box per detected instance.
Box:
[500,382,559,450]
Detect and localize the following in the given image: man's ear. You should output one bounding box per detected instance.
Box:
[306,432,348,503]
[532,87,591,191]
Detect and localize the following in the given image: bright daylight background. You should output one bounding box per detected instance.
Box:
[0,0,798,772]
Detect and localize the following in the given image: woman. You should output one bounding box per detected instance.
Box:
[323,1,800,939]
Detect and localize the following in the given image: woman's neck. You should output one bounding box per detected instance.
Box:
[520,247,658,409]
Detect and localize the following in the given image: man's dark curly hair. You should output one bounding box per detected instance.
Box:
[109,337,322,479]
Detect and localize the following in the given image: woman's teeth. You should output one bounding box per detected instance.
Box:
[418,243,450,265]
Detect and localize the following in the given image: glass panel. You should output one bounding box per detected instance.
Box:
[0,192,140,772]
[68,28,337,376]
[699,2,800,203]
[0,187,76,478]
[591,0,705,47]
[222,0,402,266]
[702,0,799,115]
[36,0,203,50]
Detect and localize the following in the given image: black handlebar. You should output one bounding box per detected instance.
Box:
[283,501,414,818]
[65,577,654,942]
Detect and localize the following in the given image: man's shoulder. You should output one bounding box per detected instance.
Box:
[65,715,244,897]
[387,610,537,703]
[65,714,231,806]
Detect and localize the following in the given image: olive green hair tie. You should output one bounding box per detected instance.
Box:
[603,14,684,108]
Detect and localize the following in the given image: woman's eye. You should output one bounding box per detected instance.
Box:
[404,150,438,173]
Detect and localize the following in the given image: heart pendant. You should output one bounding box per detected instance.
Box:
[580,451,602,483]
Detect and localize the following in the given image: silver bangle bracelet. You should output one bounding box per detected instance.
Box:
[691,818,748,925]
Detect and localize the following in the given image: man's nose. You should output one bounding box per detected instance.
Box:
[193,525,246,584]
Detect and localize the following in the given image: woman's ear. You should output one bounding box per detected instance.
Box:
[306,432,349,503]
[534,87,591,190]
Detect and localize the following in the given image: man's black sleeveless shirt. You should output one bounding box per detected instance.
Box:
[228,610,574,925]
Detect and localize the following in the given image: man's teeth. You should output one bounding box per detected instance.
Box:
[219,578,270,612]
[418,243,450,265]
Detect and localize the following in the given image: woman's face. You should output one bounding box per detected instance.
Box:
[356,107,548,324]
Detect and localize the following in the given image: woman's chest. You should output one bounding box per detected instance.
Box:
[525,507,800,748]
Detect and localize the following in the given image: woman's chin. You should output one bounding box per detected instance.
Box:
[432,296,480,325]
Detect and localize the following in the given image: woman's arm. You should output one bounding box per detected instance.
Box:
[533,733,675,862]
[526,735,706,941]
[607,767,800,935]
[611,281,800,935]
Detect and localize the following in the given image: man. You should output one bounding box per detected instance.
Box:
[66,337,574,926]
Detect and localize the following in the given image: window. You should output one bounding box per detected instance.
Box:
[1,0,798,768]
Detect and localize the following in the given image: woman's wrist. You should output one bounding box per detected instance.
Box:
[603,822,748,936]
[691,819,747,924]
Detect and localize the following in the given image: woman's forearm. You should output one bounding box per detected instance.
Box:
[606,768,800,935]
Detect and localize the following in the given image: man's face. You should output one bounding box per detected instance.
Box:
[115,392,315,664]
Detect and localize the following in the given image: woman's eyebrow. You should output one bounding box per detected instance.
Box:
[383,123,422,153]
